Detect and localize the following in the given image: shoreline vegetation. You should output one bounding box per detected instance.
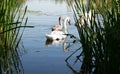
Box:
[65,0,120,73]
[0,0,33,74]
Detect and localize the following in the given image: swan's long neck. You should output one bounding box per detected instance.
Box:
[64,18,68,34]
[59,17,63,27]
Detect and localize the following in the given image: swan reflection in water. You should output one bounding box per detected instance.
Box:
[45,38,69,52]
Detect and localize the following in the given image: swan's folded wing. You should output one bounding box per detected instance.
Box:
[46,34,53,40]
[46,34,60,40]
[46,31,66,40]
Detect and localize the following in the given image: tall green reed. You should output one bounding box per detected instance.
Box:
[0,0,32,74]
[65,0,120,73]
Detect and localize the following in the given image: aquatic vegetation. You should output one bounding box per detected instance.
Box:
[20,9,42,14]
[65,0,120,73]
[0,0,33,74]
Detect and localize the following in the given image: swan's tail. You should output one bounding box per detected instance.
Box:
[46,34,53,40]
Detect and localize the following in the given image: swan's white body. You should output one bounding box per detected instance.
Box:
[46,17,70,40]
[46,31,66,40]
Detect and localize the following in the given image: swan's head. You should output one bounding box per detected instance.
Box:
[66,17,71,25]
[59,16,62,21]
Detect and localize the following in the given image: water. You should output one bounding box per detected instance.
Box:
[21,0,81,74]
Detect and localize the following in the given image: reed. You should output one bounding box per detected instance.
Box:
[66,0,120,73]
[0,0,33,74]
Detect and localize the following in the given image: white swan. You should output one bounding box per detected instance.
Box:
[46,31,66,40]
[46,17,71,40]
[52,16,63,31]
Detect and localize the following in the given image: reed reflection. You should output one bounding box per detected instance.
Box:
[0,47,24,74]
[66,61,81,74]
